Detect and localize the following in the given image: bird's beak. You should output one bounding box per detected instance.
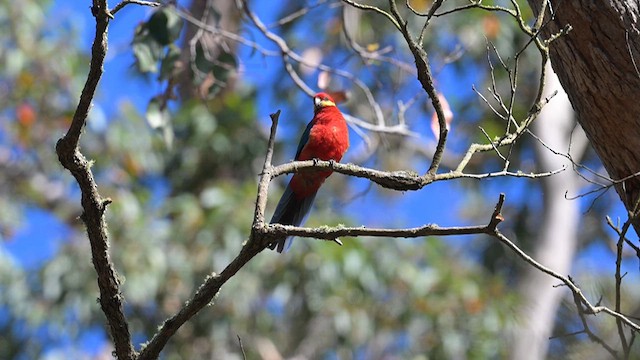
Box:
[314,97,335,109]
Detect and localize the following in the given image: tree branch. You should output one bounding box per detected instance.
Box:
[268,158,563,192]
[138,239,265,360]
[240,0,394,135]
[138,111,283,359]
[110,0,160,16]
[54,1,135,359]
[340,0,400,30]
[570,290,619,358]
[489,228,640,334]
[387,0,448,176]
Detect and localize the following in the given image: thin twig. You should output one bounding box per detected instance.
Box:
[571,290,619,358]
[237,334,247,360]
[386,0,448,176]
[488,229,640,334]
[110,0,160,16]
[607,216,640,267]
[615,215,631,357]
[268,0,334,28]
[626,30,640,80]
[241,0,390,133]
[341,9,416,74]
[340,0,400,29]
[254,111,280,227]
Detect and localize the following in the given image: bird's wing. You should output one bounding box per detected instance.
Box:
[294,119,315,160]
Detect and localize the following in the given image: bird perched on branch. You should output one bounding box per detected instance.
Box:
[268,92,349,252]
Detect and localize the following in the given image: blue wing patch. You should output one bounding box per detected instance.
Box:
[268,184,317,253]
[294,119,314,160]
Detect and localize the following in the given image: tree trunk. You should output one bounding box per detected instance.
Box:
[527,1,640,229]
[510,63,584,360]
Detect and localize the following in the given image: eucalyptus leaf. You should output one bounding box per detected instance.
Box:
[148,8,183,46]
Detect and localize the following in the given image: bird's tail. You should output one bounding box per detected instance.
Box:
[268,185,317,253]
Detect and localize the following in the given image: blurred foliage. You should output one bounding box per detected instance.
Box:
[0,0,631,359]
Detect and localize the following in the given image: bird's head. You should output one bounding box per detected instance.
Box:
[313,92,336,111]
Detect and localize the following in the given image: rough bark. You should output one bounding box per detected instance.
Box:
[527,1,640,229]
[510,63,583,360]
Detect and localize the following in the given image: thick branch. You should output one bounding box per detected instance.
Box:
[255,193,506,244]
[527,0,640,234]
[263,222,491,240]
[54,1,135,359]
[269,159,562,192]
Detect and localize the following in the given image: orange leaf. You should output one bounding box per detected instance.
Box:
[483,14,501,39]
[17,103,36,127]
[408,0,432,12]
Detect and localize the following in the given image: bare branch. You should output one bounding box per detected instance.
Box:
[626,30,640,80]
[264,222,490,241]
[386,0,448,175]
[240,0,393,134]
[55,2,135,359]
[570,290,619,358]
[614,216,633,356]
[341,10,416,74]
[139,111,284,359]
[254,111,281,228]
[138,239,265,360]
[175,6,279,58]
[257,193,505,245]
[268,158,563,193]
[268,0,335,28]
[340,0,400,30]
[607,216,640,265]
[489,229,640,334]
[110,0,160,16]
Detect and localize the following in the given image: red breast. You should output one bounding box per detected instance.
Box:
[291,102,349,198]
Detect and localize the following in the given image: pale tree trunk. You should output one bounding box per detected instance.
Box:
[527,0,640,230]
[510,63,586,359]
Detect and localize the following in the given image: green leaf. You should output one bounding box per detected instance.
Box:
[146,97,169,129]
[212,51,237,83]
[194,40,215,74]
[160,44,180,80]
[146,97,174,148]
[148,8,183,46]
[132,23,164,73]
[133,41,159,73]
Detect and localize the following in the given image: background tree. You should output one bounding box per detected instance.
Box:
[1,0,638,359]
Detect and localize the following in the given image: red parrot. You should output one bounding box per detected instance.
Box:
[268,92,349,252]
